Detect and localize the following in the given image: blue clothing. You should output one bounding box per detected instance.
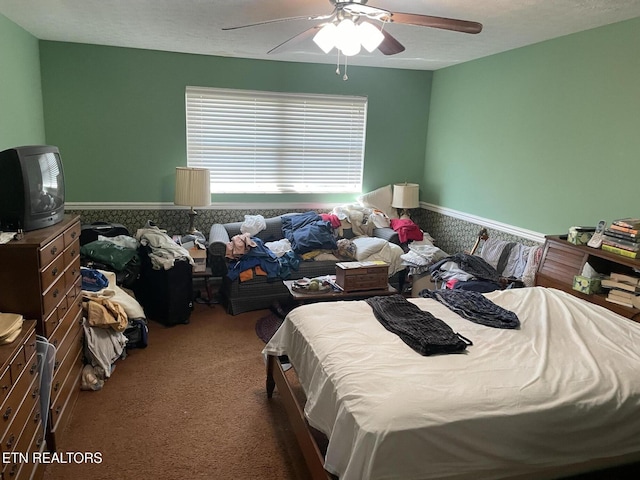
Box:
[227,237,280,281]
[282,211,337,254]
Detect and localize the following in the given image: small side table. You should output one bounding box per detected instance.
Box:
[193,265,218,306]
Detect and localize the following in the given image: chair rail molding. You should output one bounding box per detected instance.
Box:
[65,201,345,210]
[421,202,546,244]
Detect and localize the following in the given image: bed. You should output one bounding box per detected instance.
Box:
[263,287,640,480]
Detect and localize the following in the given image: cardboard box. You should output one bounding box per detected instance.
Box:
[189,247,207,273]
[335,261,388,292]
[572,275,601,295]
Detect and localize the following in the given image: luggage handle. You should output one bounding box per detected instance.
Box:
[90,222,119,234]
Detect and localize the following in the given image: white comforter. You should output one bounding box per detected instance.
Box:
[263,287,640,480]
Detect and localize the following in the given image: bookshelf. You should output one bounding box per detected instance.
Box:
[535,235,640,322]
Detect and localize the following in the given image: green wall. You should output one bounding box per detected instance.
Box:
[0,14,45,149]
[39,42,432,204]
[424,17,640,235]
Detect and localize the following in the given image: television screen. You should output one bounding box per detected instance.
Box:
[24,151,65,215]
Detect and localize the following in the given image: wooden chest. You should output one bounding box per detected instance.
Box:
[0,215,83,454]
[335,261,389,292]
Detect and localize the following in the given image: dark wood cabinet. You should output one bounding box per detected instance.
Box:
[0,215,83,454]
[536,235,640,321]
[0,320,45,480]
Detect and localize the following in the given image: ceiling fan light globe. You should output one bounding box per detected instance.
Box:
[313,23,337,54]
[358,21,384,52]
[336,19,361,56]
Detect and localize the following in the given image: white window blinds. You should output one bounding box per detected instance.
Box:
[185,86,366,194]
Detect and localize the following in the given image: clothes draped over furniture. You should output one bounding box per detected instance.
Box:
[420,288,520,329]
[209,211,408,314]
[364,294,471,356]
[390,218,424,243]
[136,225,194,270]
[430,252,502,284]
[282,211,338,254]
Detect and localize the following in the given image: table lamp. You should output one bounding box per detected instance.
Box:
[175,167,211,234]
[391,183,419,219]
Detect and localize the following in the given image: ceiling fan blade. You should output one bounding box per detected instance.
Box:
[388,12,483,34]
[222,13,332,31]
[268,25,323,54]
[377,30,405,56]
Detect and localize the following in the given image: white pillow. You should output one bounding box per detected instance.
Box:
[357,185,398,219]
[352,237,387,260]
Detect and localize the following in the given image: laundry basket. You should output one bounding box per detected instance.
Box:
[36,335,56,435]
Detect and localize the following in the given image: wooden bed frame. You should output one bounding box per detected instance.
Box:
[266,354,332,480]
[266,351,640,480]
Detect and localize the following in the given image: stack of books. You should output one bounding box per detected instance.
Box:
[601,272,640,308]
[602,218,640,259]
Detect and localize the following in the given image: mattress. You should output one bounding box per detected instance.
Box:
[263,287,640,480]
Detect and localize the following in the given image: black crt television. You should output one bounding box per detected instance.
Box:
[0,145,66,232]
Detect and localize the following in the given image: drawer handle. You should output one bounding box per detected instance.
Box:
[30,362,38,374]
[71,249,77,257]
[34,412,41,423]
[52,288,59,299]
[31,387,39,399]
[15,361,23,370]
[52,266,59,276]
[3,407,11,419]
[9,463,17,477]
[71,231,77,239]
[53,381,60,392]
[55,406,62,415]
[50,245,58,255]
[54,360,60,370]
[1,385,8,391]
[6,433,15,449]
[36,437,44,448]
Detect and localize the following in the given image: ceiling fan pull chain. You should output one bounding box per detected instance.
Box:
[336,50,341,76]
[343,55,349,81]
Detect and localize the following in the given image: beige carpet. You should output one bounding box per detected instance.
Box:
[42,304,310,480]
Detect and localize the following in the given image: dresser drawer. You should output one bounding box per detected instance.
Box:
[64,256,81,290]
[42,275,66,321]
[63,239,80,269]
[51,327,83,406]
[1,398,41,480]
[39,234,65,269]
[49,305,82,358]
[41,254,65,293]
[23,331,37,370]
[0,367,11,405]
[44,290,82,340]
[49,348,82,433]
[64,222,81,248]
[0,374,39,454]
[8,348,27,386]
[0,351,38,443]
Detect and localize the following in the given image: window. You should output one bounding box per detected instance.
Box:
[185,86,366,194]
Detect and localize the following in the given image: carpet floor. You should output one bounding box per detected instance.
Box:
[42,303,310,480]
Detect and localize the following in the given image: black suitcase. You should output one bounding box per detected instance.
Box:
[134,246,193,326]
[80,221,130,246]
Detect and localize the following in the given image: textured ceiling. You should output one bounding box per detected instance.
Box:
[2,0,640,70]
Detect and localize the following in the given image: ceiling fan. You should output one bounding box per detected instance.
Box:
[222,0,483,57]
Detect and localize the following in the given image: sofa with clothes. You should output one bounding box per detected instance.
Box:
[208,208,410,315]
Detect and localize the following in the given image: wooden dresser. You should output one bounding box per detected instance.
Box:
[535,235,640,321]
[0,215,84,453]
[0,320,45,480]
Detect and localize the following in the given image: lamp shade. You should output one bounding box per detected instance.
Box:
[391,183,419,209]
[175,167,211,207]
